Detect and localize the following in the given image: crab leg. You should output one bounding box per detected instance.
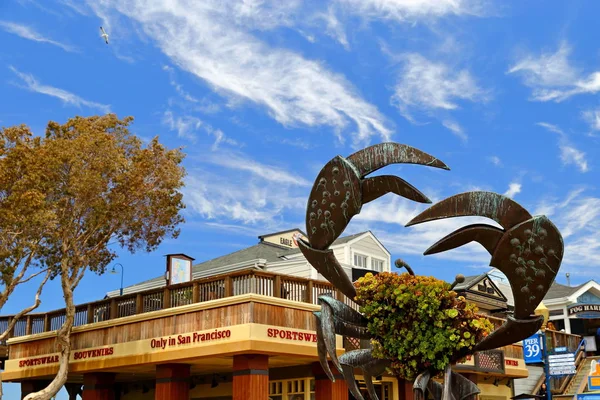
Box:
[317,296,370,375]
[338,348,392,400]
[314,296,371,381]
[413,370,432,400]
[450,371,480,400]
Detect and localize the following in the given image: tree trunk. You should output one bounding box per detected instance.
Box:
[23,269,76,400]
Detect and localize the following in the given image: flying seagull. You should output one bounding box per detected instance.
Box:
[100,26,109,44]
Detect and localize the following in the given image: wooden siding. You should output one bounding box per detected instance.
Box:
[266,262,311,279]
[351,236,388,261]
[9,301,322,360]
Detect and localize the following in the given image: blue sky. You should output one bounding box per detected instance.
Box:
[1,0,600,397]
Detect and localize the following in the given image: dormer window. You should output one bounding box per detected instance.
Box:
[371,258,384,272]
[353,253,368,268]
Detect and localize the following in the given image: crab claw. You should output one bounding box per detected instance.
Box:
[306,142,449,251]
[406,191,564,348]
[301,142,449,299]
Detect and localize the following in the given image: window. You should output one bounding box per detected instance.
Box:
[269,381,283,400]
[354,253,367,268]
[371,259,384,272]
[269,379,314,400]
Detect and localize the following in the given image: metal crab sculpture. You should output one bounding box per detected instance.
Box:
[296,142,563,400]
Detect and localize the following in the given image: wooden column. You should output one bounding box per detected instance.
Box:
[21,380,51,399]
[155,363,190,400]
[312,362,348,400]
[232,354,269,400]
[400,379,414,400]
[83,372,116,400]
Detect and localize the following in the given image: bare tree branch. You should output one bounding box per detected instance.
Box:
[17,268,49,285]
[0,269,51,342]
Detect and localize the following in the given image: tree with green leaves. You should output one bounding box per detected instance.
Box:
[0,114,186,400]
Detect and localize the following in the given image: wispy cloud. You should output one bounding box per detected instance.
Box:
[583,109,600,132]
[316,6,349,49]
[442,120,467,141]
[162,110,239,150]
[352,185,600,275]
[86,0,392,147]
[391,53,487,138]
[488,156,502,167]
[503,182,521,198]
[0,21,76,52]
[536,122,589,173]
[508,41,600,102]
[353,195,499,263]
[9,66,110,113]
[534,189,600,273]
[333,0,489,22]
[183,150,308,226]
[163,65,199,103]
[201,151,311,187]
[162,111,202,141]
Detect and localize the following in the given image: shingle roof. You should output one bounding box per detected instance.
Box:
[545,281,586,299]
[105,230,370,297]
[453,274,485,291]
[489,278,598,305]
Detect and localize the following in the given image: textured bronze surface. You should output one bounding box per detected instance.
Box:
[300,144,564,400]
[408,191,563,349]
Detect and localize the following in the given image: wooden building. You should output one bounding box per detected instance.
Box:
[0,229,529,400]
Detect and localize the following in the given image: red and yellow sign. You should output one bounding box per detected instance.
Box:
[3,324,342,380]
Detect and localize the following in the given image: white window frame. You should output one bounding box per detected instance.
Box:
[353,252,368,268]
[371,257,385,272]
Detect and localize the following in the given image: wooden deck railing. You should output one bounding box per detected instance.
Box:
[0,269,358,343]
[0,266,580,366]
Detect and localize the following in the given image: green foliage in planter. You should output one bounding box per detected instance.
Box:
[355,272,494,381]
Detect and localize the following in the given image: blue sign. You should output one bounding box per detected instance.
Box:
[523,334,543,364]
[590,376,600,391]
[554,346,567,353]
[577,393,600,400]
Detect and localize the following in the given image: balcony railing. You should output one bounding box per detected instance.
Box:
[0,269,358,343]
[0,267,579,362]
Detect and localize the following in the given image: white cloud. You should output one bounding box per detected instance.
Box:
[162,111,202,141]
[9,66,110,113]
[353,186,600,274]
[508,42,600,102]
[85,0,392,147]
[503,182,521,198]
[333,0,488,22]
[391,54,486,136]
[488,155,502,167]
[201,151,311,187]
[536,122,589,173]
[163,65,199,103]
[442,120,467,141]
[560,146,589,173]
[0,21,76,52]
[583,109,600,132]
[533,189,600,273]
[353,195,500,263]
[317,6,349,49]
[162,110,238,150]
[183,154,307,226]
